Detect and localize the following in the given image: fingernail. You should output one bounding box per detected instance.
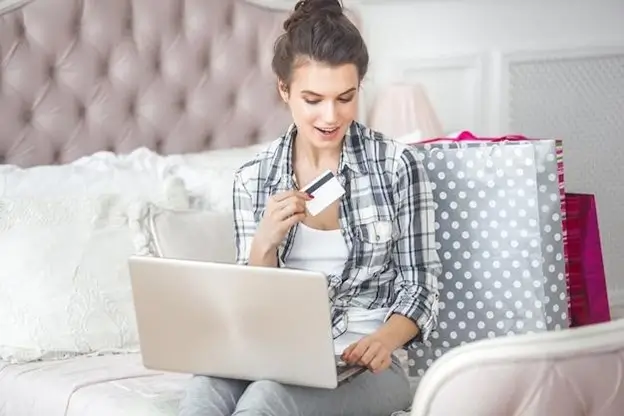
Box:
[307,193,314,199]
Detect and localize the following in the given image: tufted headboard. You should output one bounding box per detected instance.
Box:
[0,0,295,167]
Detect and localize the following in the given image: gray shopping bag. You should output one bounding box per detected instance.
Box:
[407,139,569,377]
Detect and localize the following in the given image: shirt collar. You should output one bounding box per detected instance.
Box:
[266,121,369,188]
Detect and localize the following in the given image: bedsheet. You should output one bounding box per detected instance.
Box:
[0,353,418,416]
[0,353,190,416]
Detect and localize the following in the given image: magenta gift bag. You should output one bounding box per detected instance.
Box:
[565,193,611,326]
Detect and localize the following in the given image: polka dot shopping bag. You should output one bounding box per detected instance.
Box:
[407,133,570,378]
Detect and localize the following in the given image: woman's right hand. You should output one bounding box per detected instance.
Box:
[250,190,312,260]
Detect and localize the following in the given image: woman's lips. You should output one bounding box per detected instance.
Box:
[314,126,340,140]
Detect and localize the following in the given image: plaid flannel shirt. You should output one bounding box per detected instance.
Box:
[232,121,442,347]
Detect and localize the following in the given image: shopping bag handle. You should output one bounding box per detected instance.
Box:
[417,131,529,144]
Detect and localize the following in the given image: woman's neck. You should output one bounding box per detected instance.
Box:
[293,134,342,173]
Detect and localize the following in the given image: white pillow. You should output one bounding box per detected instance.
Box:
[131,202,236,264]
[162,143,267,211]
[0,148,171,200]
[0,159,189,363]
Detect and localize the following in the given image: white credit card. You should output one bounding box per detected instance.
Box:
[301,169,345,216]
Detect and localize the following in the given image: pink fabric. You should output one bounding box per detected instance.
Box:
[412,318,624,416]
[566,193,611,326]
[0,0,362,167]
[0,0,294,166]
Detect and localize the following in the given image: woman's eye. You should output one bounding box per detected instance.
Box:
[303,96,354,105]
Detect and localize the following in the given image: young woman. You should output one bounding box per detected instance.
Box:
[179,1,441,415]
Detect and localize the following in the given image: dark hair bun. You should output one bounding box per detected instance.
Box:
[283,0,344,33]
[272,0,368,87]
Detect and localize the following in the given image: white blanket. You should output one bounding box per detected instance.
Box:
[0,354,190,416]
[0,353,418,416]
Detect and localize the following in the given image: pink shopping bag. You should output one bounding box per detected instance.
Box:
[564,193,611,326]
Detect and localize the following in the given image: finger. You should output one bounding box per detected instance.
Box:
[282,212,306,229]
[274,201,306,221]
[270,190,299,202]
[369,354,391,374]
[342,342,358,363]
[273,195,306,214]
[359,343,381,367]
[347,339,370,365]
[271,190,311,203]
[279,197,307,213]
[341,343,356,361]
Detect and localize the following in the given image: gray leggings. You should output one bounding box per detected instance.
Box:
[178,357,412,416]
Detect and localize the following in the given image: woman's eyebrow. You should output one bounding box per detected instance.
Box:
[300,87,357,97]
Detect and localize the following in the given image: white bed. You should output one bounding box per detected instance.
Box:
[0,351,415,416]
[7,2,622,416]
[0,2,419,415]
[0,354,189,415]
[0,139,418,415]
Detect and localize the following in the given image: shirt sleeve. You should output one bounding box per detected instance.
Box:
[232,171,257,265]
[387,146,442,348]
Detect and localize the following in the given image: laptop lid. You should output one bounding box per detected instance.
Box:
[128,256,341,389]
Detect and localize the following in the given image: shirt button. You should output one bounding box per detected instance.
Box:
[376,235,380,241]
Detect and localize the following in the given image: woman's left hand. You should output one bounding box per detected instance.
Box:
[341,335,393,374]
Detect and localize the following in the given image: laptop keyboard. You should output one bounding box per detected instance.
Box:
[335,357,366,379]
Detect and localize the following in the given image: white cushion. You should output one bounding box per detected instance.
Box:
[0,155,189,363]
[0,148,172,199]
[131,203,236,264]
[162,143,267,211]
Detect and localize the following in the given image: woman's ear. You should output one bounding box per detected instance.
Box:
[277,80,289,103]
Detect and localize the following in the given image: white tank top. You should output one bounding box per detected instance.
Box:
[284,223,389,355]
[285,223,349,275]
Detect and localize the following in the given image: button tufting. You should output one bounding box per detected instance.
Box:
[249,45,259,68]
[228,92,237,108]
[177,96,186,111]
[0,0,294,167]
[15,20,25,37]
[154,137,164,153]
[98,59,108,78]
[47,63,56,79]
[200,46,210,70]
[153,56,161,73]
[21,109,32,123]
[105,145,115,153]
[77,104,86,118]
[204,133,213,146]
[124,14,133,33]
[72,15,81,33]
[249,129,260,143]
[224,4,235,28]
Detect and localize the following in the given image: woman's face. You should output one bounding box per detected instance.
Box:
[280,60,360,151]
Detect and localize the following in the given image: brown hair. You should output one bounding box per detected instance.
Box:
[272,0,369,92]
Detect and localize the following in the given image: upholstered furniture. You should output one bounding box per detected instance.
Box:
[411,317,624,416]
[0,0,292,166]
[0,0,321,413]
[2,1,618,415]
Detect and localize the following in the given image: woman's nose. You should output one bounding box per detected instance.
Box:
[322,102,338,124]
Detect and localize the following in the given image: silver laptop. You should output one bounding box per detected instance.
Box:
[127,256,366,389]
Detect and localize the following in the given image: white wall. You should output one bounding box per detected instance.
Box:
[261,0,624,310]
[357,0,624,310]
